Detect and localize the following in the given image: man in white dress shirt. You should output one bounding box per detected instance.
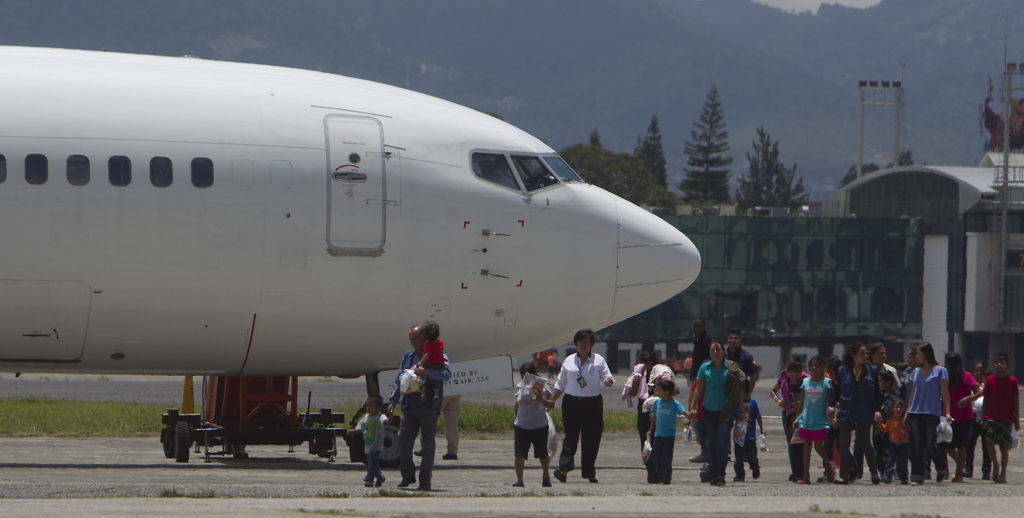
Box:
[547,329,614,483]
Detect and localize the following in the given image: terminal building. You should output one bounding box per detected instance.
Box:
[595,153,1024,376]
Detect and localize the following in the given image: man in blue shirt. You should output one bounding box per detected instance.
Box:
[388,323,451,491]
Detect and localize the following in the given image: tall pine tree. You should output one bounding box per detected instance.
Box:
[634,115,667,188]
[735,126,807,210]
[681,86,732,203]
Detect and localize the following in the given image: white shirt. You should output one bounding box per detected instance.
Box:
[554,352,613,398]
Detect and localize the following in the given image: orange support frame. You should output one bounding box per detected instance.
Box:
[202,376,299,429]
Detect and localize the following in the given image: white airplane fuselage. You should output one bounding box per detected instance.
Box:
[0,47,701,377]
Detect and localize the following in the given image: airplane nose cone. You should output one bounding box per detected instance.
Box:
[612,200,702,321]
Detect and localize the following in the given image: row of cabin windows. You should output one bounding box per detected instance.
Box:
[0,153,213,188]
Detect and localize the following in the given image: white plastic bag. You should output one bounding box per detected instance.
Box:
[972,397,984,423]
[641,438,652,464]
[1012,429,1020,450]
[682,423,694,443]
[641,396,658,414]
[936,416,953,444]
[546,412,558,458]
[733,420,748,446]
[399,368,422,395]
[758,433,769,452]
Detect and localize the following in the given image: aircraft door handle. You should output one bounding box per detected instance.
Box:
[333,172,367,182]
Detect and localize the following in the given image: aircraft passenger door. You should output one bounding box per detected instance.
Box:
[325,115,387,255]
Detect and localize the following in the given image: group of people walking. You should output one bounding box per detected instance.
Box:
[366,319,1018,490]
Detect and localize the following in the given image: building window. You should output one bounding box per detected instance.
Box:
[67,154,90,186]
[0,154,6,184]
[25,154,47,185]
[150,156,172,188]
[109,156,131,187]
[191,157,213,188]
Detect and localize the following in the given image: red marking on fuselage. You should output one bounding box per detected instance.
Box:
[239,313,257,375]
[463,221,471,228]
[334,164,359,171]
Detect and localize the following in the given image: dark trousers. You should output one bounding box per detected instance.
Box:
[702,409,731,480]
[909,413,948,482]
[399,402,438,488]
[637,406,657,482]
[885,441,909,482]
[651,436,675,483]
[965,420,991,477]
[783,412,804,480]
[734,438,759,478]
[839,423,877,481]
[558,394,604,479]
[852,428,889,479]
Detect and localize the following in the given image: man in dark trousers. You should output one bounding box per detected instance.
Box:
[387,323,451,491]
[687,318,713,469]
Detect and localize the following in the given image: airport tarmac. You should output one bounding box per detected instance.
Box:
[2,373,1023,517]
[0,429,1022,517]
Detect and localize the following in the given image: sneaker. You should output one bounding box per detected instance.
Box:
[689,454,705,464]
[397,478,415,488]
[733,475,745,482]
[936,470,948,483]
[553,469,567,483]
[512,481,524,487]
[881,475,892,484]
[711,477,726,487]
[374,476,385,487]
[364,481,373,487]
[752,467,760,480]
[542,477,552,488]
[586,477,599,483]
[900,479,909,485]
[442,453,458,460]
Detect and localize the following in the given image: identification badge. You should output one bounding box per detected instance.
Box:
[576,375,587,389]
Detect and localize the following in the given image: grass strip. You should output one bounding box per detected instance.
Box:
[0,397,639,437]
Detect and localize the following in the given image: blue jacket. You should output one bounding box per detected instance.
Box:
[388,349,451,411]
[832,364,881,425]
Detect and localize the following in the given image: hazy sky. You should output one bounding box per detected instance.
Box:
[755,0,882,13]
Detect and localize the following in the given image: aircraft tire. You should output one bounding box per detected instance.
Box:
[174,421,191,463]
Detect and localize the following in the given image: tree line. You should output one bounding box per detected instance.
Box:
[558,86,808,212]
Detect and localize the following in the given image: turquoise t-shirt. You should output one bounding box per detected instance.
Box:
[797,377,832,431]
[697,360,729,412]
[651,397,686,437]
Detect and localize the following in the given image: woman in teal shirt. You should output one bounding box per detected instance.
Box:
[687,341,742,486]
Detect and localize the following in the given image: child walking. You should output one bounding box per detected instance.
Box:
[355,395,388,487]
[647,378,686,484]
[734,381,763,481]
[513,363,555,487]
[960,353,1020,483]
[417,321,445,407]
[877,400,910,484]
[794,355,834,484]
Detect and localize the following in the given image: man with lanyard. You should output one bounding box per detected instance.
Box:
[725,330,758,389]
[548,329,614,483]
[688,318,713,466]
[387,323,451,491]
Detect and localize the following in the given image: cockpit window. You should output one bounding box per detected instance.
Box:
[472,153,520,191]
[542,156,582,182]
[512,155,559,191]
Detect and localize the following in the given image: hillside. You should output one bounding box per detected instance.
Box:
[0,0,1020,198]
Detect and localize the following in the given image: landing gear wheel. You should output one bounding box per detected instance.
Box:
[161,428,175,459]
[379,414,401,468]
[174,421,191,463]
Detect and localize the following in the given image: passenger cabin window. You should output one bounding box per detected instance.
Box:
[512,155,559,191]
[191,157,214,188]
[542,156,583,182]
[0,154,6,184]
[150,156,173,187]
[67,155,90,186]
[25,154,47,185]
[109,156,131,186]
[471,153,520,191]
